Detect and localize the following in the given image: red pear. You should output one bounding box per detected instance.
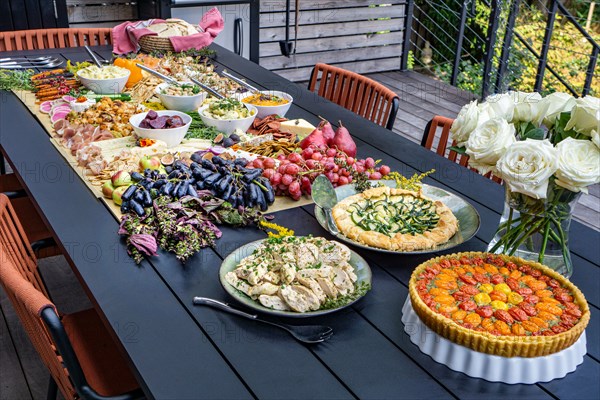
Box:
[319,118,336,145]
[331,121,357,157]
[299,126,328,149]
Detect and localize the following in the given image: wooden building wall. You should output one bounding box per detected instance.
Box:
[259,0,407,82]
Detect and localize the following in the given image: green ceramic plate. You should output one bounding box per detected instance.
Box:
[219,239,373,318]
[314,181,481,254]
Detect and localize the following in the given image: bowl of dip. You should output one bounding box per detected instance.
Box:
[198,98,257,135]
[77,65,130,94]
[236,90,293,119]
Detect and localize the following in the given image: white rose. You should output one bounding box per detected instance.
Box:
[538,92,576,127]
[496,139,558,199]
[479,92,515,121]
[592,130,600,149]
[555,137,600,194]
[466,118,516,175]
[511,91,543,123]
[565,96,600,134]
[450,100,480,147]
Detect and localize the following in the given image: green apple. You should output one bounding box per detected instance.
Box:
[111,170,132,187]
[112,185,129,206]
[102,181,115,199]
[139,156,162,170]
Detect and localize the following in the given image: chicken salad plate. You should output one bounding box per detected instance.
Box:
[220,236,372,317]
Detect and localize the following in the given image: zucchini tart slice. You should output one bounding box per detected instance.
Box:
[332,186,458,251]
[409,252,590,357]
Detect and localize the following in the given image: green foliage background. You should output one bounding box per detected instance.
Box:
[410,0,599,96]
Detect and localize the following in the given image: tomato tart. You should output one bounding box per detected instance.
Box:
[332,186,458,251]
[409,252,589,357]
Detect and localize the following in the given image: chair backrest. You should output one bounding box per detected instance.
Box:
[422,116,502,183]
[0,28,112,52]
[308,63,400,130]
[0,194,77,399]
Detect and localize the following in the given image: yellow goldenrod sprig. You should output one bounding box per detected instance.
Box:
[259,220,295,239]
[388,169,435,191]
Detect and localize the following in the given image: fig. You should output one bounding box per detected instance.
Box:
[111,171,132,187]
[202,152,214,160]
[102,181,115,199]
[161,154,175,166]
[229,133,241,142]
[222,138,235,148]
[139,156,162,170]
[112,185,129,206]
[214,133,224,144]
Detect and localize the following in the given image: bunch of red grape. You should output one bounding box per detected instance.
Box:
[248,145,391,200]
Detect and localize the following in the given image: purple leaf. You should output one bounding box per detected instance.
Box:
[129,234,158,257]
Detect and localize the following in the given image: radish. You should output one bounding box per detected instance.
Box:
[39,101,53,114]
[331,121,357,157]
[299,126,328,149]
[62,95,77,102]
[51,111,70,123]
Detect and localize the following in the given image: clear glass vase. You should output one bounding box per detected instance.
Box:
[487,184,580,278]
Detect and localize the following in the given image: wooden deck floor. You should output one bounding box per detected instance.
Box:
[366,70,600,231]
[1,71,598,400]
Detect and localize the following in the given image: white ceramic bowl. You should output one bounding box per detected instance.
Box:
[198,103,257,135]
[155,82,207,112]
[129,110,192,148]
[77,68,130,95]
[236,90,293,119]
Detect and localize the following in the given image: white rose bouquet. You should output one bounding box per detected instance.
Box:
[450,91,600,276]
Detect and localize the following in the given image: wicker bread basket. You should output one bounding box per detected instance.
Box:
[139,35,175,53]
[408,252,590,358]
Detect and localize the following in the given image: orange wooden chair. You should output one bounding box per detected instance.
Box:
[308,63,400,130]
[0,28,112,52]
[0,194,143,400]
[422,116,502,183]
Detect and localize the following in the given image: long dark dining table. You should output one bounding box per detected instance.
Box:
[1,44,599,400]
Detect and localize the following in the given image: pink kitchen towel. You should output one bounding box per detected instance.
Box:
[112,7,224,54]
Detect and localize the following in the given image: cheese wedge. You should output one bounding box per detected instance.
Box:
[279,119,316,139]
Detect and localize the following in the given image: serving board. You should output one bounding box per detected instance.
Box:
[11,90,315,220]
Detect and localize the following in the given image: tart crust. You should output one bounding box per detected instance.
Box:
[408,252,590,358]
[332,186,458,251]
